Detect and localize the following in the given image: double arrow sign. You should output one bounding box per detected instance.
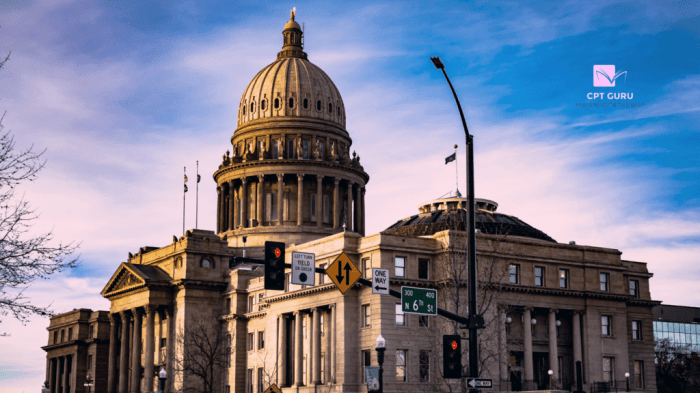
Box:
[326,252,362,295]
[334,261,354,286]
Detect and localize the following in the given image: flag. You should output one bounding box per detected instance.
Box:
[197,174,201,183]
[445,152,456,164]
[184,184,188,193]
[184,174,188,183]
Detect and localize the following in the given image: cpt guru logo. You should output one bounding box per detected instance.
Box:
[587,65,634,100]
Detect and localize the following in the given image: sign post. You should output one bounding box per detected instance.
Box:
[326,252,362,295]
[371,268,389,295]
[401,286,437,315]
[291,251,315,286]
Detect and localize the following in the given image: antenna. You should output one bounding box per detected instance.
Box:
[196,160,199,229]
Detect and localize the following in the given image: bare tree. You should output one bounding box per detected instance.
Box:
[0,50,80,326]
[173,319,228,393]
[655,338,700,393]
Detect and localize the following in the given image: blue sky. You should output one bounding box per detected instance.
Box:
[1,0,699,390]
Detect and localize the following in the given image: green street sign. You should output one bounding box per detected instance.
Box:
[401,286,437,315]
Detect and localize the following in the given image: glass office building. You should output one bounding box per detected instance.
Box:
[653,305,700,352]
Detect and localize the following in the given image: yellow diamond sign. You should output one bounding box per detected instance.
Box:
[264,383,283,393]
[326,251,362,295]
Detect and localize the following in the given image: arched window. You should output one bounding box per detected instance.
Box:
[202,258,211,268]
[261,100,266,110]
[250,102,254,113]
[289,97,294,108]
[274,98,280,109]
[337,106,340,116]
[328,103,333,113]
[303,98,308,109]
[291,35,295,44]
[242,105,246,115]
[316,100,321,111]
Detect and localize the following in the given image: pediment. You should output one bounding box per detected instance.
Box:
[101,263,147,297]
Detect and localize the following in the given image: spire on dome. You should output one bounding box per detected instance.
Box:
[291,7,296,21]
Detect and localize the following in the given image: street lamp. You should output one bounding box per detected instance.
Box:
[376,335,386,393]
[431,55,479,387]
[625,372,630,392]
[548,369,553,390]
[83,374,93,393]
[159,368,168,392]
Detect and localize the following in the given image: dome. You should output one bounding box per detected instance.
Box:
[384,196,556,242]
[236,12,346,131]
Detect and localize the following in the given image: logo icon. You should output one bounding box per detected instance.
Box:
[594,65,627,87]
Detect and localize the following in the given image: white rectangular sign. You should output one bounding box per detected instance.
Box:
[291,252,315,286]
[372,268,389,295]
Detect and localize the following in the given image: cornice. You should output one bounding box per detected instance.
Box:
[265,283,336,303]
[213,159,370,184]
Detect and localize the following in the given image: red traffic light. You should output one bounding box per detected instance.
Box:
[451,341,458,350]
[275,248,281,258]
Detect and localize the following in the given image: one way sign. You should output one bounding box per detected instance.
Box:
[467,378,492,388]
[372,268,389,295]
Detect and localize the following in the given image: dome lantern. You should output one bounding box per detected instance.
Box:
[279,8,307,60]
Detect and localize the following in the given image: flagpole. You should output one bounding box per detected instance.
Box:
[196,160,199,229]
[183,167,187,236]
[454,144,459,195]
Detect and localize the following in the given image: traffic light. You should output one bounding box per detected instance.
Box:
[264,241,285,290]
[443,334,462,379]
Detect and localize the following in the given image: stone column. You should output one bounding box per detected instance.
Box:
[166,307,175,393]
[361,187,366,236]
[316,176,323,227]
[229,180,235,231]
[216,186,222,233]
[333,178,340,229]
[523,308,534,383]
[157,311,163,365]
[278,315,287,386]
[308,313,313,385]
[240,178,248,228]
[131,308,142,393]
[53,358,61,393]
[257,175,264,226]
[107,314,118,393]
[354,185,360,234]
[293,311,303,386]
[499,307,508,383]
[144,305,157,393]
[573,311,583,386]
[549,309,559,385]
[296,174,304,226]
[61,356,68,393]
[346,182,353,231]
[119,311,130,393]
[277,174,284,225]
[48,358,55,393]
[330,304,336,383]
[325,309,332,384]
[312,308,322,384]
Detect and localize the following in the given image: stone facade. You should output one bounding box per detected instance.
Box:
[43,12,660,393]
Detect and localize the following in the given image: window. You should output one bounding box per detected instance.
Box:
[88,354,92,370]
[202,258,211,268]
[227,334,232,347]
[316,100,321,111]
[602,357,615,383]
[509,264,519,284]
[396,350,407,382]
[630,280,639,298]
[310,193,317,221]
[535,267,544,286]
[303,140,310,159]
[600,273,609,292]
[362,304,371,327]
[419,315,429,327]
[632,320,641,340]
[319,264,326,284]
[395,256,405,277]
[303,98,308,109]
[225,298,231,314]
[226,350,230,368]
[288,97,294,108]
[258,331,265,350]
[328,103,333,113]
[225,386,230,393]
[53,331,58,344]
[261,99,266,111]
[258,293,263,309]
[248,295,254,313]
[250,102,254,113]
[242,105,246,115]
[274,98,280,109]
[60,330,65,342]
[321,354,325,384]
[362,258,371,278]
[419,350,430,382]
[396,303,405,326]
[323,194,329,223]
[634,360,644,388]
[247,333,254,351]
[288,140,295,159]
[247,369,253,393]
[361,350,371,382]
[258,368,263,393]
[69,327,74,340]
[559,269,569,288]
[320,315,324,336]
[303,355,307,384]
[602,315,612,336]
[418,259,429,279]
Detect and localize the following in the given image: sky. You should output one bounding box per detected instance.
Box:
[0,0,699,390]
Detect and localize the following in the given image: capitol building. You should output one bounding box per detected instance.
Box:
[42,12,659,393]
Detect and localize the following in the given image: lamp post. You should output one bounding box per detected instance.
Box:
[83,374,93,393]
[376,334,386,393]
[158,368,168,392]
[431,55,480,389]
[625,372,630,392]
[548,369,553,390]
